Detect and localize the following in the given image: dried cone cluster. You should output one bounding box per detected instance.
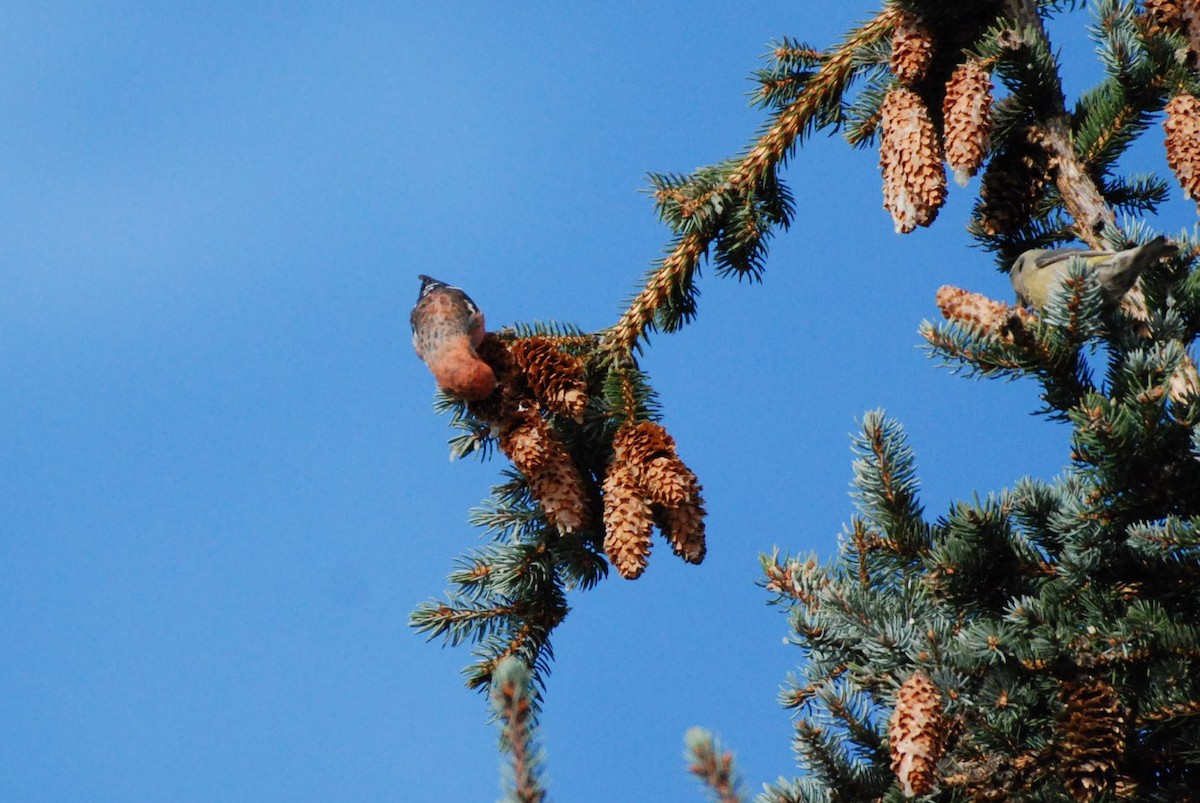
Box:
[936,285,1037,339]
[1058,678,1127,802]
[879,87,947,234]
[602,421,706,579]
[475,334,593,534]
[942,60,993,187]
[1164,93,1200,213]
[509,337,588,422]
[889,670,947,798]
[890,10,934,85]
[881,21,997,230]
[977,127,1053,235]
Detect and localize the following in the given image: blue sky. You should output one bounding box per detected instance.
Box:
[3,3,1195,801]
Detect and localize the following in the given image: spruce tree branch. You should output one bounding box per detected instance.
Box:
[793,720,858,794]
[1076,75,1171,170]
[491,657,548,803]
[1004,0,1116,247]
[467,610,561,694]
[729,8,900,189]
[821,688,883,753]
[411,600,526,642]
[771,41,824,67]
[603,9,899,357]
[483,591,567,672]
[851,518,875,588]
[761,551,820,605]
[922,325,1028,373]
[684,728,746,803]
[852,411,927,553]
[780,666,849,711]
[1041,120,1115,246]
[606,231,708,356]
[1137,698,1200,724]
[617,363,644,423]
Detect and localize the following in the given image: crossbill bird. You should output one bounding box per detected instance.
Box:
[1009,236,1175,311]
[410,275,496,400]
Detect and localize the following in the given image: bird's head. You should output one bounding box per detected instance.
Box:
[416,274,452,300]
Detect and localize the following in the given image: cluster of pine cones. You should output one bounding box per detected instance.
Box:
[879,10,992,234]
[467,335,705,580]
[879,8,1200,237]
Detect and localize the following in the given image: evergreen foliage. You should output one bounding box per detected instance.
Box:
[490,657,549,803]
[412,0,1200,798]
[686,727,749,803]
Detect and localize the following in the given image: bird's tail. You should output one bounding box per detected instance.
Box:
[1137,234,1177,264]
[1098,235,1177,301]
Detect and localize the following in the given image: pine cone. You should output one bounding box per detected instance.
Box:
[879,87,947,234]
[1142,0,1200,54]
[976,126,1052,236]
[1165,93,1200,213]
[1058,678,1126,802]
[498,407,553,474]
[497,405,591,534]
[602,461,654,579]
[641,455,700,507]
[528,446,591,534]
[890,10,935,85]
[613,422,701,506]
[943,60,993,187]
[612,420,676,466]
[654,499,707,564]
[609,421,707,571]
[1143,0,1185,33]
[509,337,589,422]
[935,285,1037,337]
[889,670,946,798]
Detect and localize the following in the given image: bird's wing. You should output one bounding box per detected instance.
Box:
[1032,248,1109,268]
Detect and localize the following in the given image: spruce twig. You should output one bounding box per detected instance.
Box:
[684,728,746,803]
[491,657,549,803]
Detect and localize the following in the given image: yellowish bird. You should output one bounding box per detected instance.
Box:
[1009,236,1175,311]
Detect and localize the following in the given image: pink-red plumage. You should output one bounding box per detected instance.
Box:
[410,275,496,400]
